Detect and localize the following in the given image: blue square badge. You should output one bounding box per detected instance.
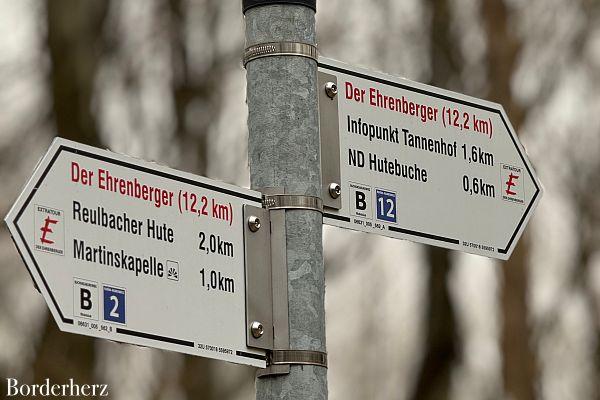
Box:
[103,286,126,324]
[376,189,397,223]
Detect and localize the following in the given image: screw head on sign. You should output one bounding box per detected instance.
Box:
[328,183,341,199]
[251,321,264,338]
[325,82,338,99]
[248,216,261,232]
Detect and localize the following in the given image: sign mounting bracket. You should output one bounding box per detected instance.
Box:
[319,71,342,210]
[244,188,291,376]
[245,188,329,376]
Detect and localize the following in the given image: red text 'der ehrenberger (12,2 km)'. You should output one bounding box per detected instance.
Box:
[4,138,266,367]
[319,57,542,260]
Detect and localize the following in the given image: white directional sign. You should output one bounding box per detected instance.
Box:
[5,138,266,367]
[319,58,542,260]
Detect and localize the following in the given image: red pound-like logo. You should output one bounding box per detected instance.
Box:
[34,205,65,255]
[501,164,524,204]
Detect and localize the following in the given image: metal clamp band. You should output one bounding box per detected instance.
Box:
[263,194,323,213]
[243,0,316,14]
[243,42,318,67]
[269,350,327,368]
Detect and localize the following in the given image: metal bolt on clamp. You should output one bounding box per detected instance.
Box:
[243,42,318,67]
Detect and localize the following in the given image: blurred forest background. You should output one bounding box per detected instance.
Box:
[1,0,599,399]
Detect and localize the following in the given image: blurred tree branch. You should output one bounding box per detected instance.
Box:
[46,0,108,146]
[411,0,462,398]
[32,0,109,385]
[167,0,239,175]
[481,2,536,399]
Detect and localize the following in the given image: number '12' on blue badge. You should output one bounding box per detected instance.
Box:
[376,189,397,223]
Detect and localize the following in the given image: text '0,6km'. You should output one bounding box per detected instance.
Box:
[319,57,542,260]
[4,138,266,367]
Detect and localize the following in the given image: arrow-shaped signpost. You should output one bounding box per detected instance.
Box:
[319,58,542,260]
[4,138,267,367]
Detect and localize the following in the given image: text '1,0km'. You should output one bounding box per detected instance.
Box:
[319,57,542,260]
[4,138,266,367]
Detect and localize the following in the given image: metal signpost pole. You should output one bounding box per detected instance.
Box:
[243,1,327,399]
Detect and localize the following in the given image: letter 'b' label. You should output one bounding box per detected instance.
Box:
[73,279,98,320]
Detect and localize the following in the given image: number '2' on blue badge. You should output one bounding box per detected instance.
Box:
[376,189,397,223]
[103,286,126,324]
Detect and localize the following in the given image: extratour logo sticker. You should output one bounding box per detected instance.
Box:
[34,205,65,256]
[6,378,109,397]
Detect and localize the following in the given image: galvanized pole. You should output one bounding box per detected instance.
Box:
[243,1,327,399]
